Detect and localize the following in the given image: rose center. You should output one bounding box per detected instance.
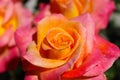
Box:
[46,28,74,50]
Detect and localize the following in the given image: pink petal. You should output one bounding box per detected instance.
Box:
[0,27,13,47]
[72,13,95,54]
[15,2,32,27]
[95,35,120,58]
[34,3,51,25]
[62,46,104,78]
[25,75,39,80]
[92,0,115,32]
[3,1,14,24]
[78,35,120,77]
[82,74,107,80]
[0,46,19,73]
[63,35,120,78]
[14,25,36,56]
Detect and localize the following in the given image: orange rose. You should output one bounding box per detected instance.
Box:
[15,14,120,80]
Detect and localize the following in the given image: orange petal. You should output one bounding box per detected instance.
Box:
[51,0,79,19]
[24,41,68,68]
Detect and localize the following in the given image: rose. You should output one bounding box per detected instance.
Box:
[50,0,115,32]
[0,0,32,73]
[15,13,120,80]
[34,0,114,33]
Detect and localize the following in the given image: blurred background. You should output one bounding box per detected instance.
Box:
[0,0,120,80]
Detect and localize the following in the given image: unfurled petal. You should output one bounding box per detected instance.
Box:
[14,26,36,56]
[92,0,115,32]
[72,13,95,53]
[62,46,103,78]
[15,2,32,26]
[34,3,51,25]
[72,13,95,67]
[23,41,67,68]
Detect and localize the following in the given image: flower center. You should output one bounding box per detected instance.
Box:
[46,28,74,50]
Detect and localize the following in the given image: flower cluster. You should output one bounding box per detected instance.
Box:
[0,0,120,80]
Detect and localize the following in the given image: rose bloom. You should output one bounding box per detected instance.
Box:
[15,13,120,80]
[50,0,115,32]
[35,0,115,33]
[0,0,32,73]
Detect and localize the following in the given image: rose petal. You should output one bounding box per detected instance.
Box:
[0,46,19,73]
[50,0,79,19]
[3,1,14,24]
[72,13,95,54]
[14,25,36,56]
[95,35,120,57]
[34,3,51,25]
[24,41,67,68]
[0,27,13,47]
[81,74,107,80]
[62,46,103,78]
[72,13,95,67]
[25,75,38,80]
[92,0,115,32]
[15,2,32,27]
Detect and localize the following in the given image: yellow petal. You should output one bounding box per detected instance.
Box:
[0,27,5,36]
[0,16,4,36]
[3,14,18,31]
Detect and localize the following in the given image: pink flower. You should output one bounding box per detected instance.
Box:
[0,0,32,73]
[15,13,120,80]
